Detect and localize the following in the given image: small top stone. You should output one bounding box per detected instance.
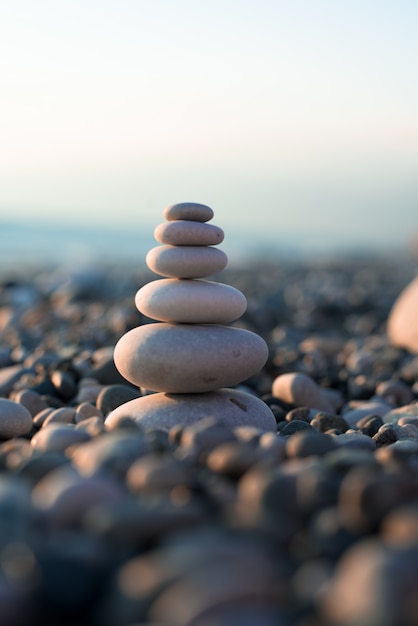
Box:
[163,203,214,223]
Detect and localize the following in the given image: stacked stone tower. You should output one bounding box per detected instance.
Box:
[106,203,276,432]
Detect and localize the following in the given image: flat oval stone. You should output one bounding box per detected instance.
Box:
[163,202,214,222]
[154,220,224,246]
[114,323,269,393]
[146,245,228,278]
[105,389,276,432]
[135,279,247,323]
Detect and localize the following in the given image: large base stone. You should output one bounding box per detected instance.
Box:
[105,388,277,432]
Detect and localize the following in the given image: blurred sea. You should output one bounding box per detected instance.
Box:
[0,219,295,270]
[0,219,410,273]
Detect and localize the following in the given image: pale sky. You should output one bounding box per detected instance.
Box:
[1,0,417,251]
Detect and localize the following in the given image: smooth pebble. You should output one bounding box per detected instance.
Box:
[146,245,228,279]
[135,279,247,324]
[0,398,33,439]
[114,323,268,393]
[272,372,335,413]
[163,202,214,222]
[154,220,224,246]
[105,389,277,432]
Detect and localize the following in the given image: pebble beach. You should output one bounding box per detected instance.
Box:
[1,244,418,626]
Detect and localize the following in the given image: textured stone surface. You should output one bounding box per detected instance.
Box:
[135,278,247,323]
[105,388,277,432]
[114,323,268,393]
[387,275,418,353]
[154,220,224,246]
[146,245,228,278]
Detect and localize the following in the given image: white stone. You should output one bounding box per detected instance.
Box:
[146,245,228,278]
[154,220,224,246]
[271,372,335,413]
[114,323,269,393]
[135,279,247,323]
[163,202,214,222]
[387,275,418,354]
[105,388,277,432]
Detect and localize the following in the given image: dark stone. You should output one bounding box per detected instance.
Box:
[30,375,58,397]
[286,430,337,458]
[357,414,384,436]
[50,369,77,401]
[373,424,398,446]
[310,506,357,558]
[96,384,142,416]
[88,357,134,386]
[311,412,349,433]
[286,406,311,422]
[338,466,414,534]
[320,541,418,626]
[280,420,315,437]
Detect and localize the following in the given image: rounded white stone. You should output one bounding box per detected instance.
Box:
[135,279,247,323]
[114,323,269,393]
[154,220,224,246]
[146,245,228,278]
[271,372,335,413]
[105,388,277,432]
[163,202,214,222]
[387,275,418,354]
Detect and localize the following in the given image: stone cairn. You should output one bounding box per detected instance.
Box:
[106,203,276,432]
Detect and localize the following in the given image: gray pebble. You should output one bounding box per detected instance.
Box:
[332,431,376,451]
[75,416,106,437]
[205,441,262,478]
[70,430,153,477]
[96,384,142,417]
[13,388,49,417]
[0,365,34,396]
[42,407,76,426]
[31,423,91,452]
[31,465,124,528]
[0,398,33,439]
[74,401,103,423]
[338,466,410,533]
[375,379,414,406]
[179,417,237,454]
[33,407,55,428]
[127,452,193,493]
[286,430,337,458]
[280,420,315,436]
